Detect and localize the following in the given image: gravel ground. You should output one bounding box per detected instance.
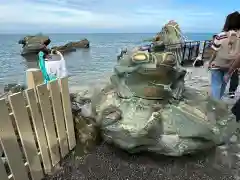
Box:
[45,141,240,180]
[45,67,240,180]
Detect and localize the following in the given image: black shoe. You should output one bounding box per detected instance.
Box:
[228,92,235,98]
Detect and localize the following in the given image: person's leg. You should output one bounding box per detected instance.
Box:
[219,71,230,98]
[220,81,228,98]
[219,71,231,98]
[229,70,239,97]
[211,69,225,99]
[232,98,240,122]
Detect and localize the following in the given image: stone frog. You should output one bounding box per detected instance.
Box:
[92,48,237,156]
[112,49,186,100]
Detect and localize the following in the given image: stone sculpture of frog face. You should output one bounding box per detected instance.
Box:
[111,49,186,100]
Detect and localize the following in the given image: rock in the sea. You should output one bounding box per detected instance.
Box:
[18,34,51,56]
[51,44,76,54]
[51,39,90,54]
[68,38,90,48]
[18,34,50,45]
[18,34,90,59]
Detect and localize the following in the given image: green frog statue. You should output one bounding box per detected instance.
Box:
[93,47,237,156]
[91,21,237,156]
[72,21,236,156]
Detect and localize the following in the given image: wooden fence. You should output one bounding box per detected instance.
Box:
[0,76,76,180]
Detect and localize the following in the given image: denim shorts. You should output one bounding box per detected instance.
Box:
[210,69,229,100]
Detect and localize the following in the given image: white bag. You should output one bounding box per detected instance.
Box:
[45,51,68,79]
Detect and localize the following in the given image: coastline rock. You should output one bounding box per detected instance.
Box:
[70,91,101,155]
[4,83,26,94]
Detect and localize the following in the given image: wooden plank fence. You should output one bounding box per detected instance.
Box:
[0,75,76,180]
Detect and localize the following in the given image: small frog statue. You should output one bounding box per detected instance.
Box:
[113,46,186,100]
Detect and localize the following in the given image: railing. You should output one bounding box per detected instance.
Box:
[0,73,76,180]
[165,40,212,65]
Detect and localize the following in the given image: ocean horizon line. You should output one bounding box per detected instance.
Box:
[0,32,215,35]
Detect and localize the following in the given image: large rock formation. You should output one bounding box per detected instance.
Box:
[143,20,185,45]
[142,21,212,66]
[3,83,26,94]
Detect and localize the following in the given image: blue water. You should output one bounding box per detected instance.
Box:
[0,33,214,90]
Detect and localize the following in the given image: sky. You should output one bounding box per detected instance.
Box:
[0,0,239,33]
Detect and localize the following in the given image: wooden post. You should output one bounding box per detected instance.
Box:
[26,68,43,89]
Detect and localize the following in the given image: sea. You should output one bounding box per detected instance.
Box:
[0,33,214,92]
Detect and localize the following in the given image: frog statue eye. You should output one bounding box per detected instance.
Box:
[133,54,146,61]
[155,52,176,67]
[132,52,150,64]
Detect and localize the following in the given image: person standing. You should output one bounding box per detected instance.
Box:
[226,12,240,98]
[208,11,240,100]
[224,54,240,121]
